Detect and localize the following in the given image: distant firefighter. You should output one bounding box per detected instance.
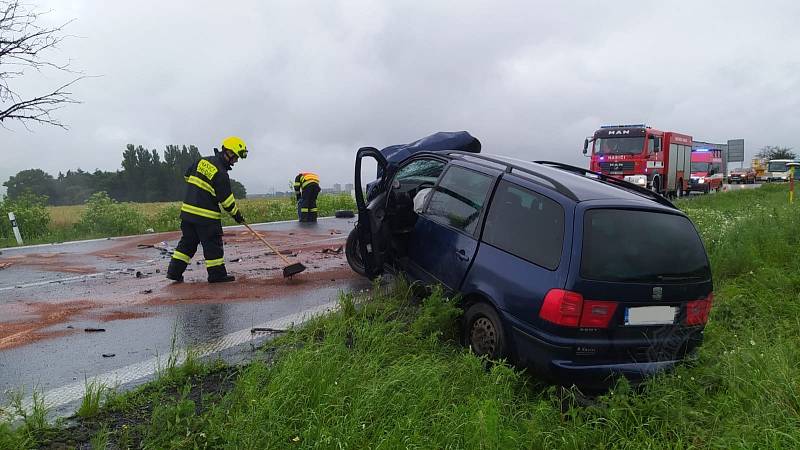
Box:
[294,172,320,222]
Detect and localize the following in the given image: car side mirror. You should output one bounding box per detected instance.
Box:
[583,138,588,155]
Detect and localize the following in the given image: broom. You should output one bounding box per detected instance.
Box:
[243,223,307,278]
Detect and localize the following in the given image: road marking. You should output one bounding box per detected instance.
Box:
[0,235,347,291]
[15,300,339,415]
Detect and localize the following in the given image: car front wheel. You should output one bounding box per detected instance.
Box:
[464,303,507,360]
[345,227,366,277]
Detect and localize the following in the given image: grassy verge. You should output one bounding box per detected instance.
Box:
[3,185,800,448]
[0,194,355,248]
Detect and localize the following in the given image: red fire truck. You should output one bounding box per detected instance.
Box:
[584,124,692,198]
[689,148,724,193]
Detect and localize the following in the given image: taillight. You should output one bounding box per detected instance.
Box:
[539,289,618,328]
[685,293,713,326]
[580,300,618,328]
[540,289,582,327]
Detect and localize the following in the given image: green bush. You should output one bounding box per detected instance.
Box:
[0,192,51,240]
[151,203,181,232]
[77,192,147,237]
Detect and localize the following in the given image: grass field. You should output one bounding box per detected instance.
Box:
[0,194,356,248]
[3,185,800,449]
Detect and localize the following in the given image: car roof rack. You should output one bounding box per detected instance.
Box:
[533,160,677,209]
[442,151,579,201]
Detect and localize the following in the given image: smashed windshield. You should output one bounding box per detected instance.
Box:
[594,137,645,155]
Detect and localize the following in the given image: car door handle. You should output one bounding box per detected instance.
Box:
[455,249,470,261]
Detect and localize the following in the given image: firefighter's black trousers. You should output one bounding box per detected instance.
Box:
[299,183,320,222]
[166,220,229,281]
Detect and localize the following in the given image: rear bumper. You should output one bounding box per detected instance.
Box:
[506,316,700,389]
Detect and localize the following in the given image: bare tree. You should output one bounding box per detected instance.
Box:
[0,0,82,129]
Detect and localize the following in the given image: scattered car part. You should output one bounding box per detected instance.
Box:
[243,223,306,278]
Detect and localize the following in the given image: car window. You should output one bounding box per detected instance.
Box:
[482,181,564,270]
[425,165,494,235]
[395,159,446,185]
[581,209,711,283]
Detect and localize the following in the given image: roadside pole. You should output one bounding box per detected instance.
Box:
[8,211,23,245]
[787,163,799,204]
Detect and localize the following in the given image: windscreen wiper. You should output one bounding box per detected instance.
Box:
[655,275,706,281]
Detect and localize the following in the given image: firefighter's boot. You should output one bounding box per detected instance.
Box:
[207,265,235,283]
[166,259,187,283]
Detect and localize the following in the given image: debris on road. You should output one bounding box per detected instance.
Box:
[243,223,307,278]
[101,353,115,358]
[250,327,286,334]
[0,262,12,270]
[319,246,343,255]
[84,328,106,333]
[140,289,153,294]
[135,271,143,278]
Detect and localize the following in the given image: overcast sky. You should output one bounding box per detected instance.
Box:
[2,0,799,195]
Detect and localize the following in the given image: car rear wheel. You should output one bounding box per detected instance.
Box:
[464,303,507,360]
[345,227,366,276]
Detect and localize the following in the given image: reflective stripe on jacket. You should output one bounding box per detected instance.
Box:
[294,172,320,197]
[180,154,240,224]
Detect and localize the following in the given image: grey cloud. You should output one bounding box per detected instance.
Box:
[2,0,799,195]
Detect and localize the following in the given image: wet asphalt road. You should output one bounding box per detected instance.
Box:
[0,217,369,412]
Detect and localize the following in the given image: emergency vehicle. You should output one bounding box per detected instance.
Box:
[689,148,725,193]
[584,124,692,198]
[766,159,797,182]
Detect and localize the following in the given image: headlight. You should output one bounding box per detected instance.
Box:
[698,178,705,184]
[623,175,647,186]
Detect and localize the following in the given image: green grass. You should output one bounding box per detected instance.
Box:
[0,193,355,248]
[76,379,108,419]
[4,185,800,448]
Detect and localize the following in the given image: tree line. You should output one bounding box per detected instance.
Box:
[756,145,796,161]
[2,144,247,205]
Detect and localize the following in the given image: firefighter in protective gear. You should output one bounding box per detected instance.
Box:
[166,136,248,283]
[294,172,320,222]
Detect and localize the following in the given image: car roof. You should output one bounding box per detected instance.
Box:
[434,152,678,209]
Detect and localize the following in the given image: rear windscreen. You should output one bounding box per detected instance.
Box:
[581,209,711,283]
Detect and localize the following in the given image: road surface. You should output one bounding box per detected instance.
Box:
[0,217,368,415]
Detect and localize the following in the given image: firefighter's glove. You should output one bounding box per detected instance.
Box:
[233,212,245,224]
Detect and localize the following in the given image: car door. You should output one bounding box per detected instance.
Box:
[462,177,570,328]
[353,146,389,278]
[405,163,498,290]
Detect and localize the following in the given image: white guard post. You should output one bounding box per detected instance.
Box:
[8,211,23,245]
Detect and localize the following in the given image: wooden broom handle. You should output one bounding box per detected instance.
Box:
[243,223,292,265]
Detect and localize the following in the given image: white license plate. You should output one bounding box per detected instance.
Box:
[624,306,677,326]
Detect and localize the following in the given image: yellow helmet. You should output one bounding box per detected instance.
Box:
[221,136,248,159]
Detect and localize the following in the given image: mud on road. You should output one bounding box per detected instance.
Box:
[0,221,358,351]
